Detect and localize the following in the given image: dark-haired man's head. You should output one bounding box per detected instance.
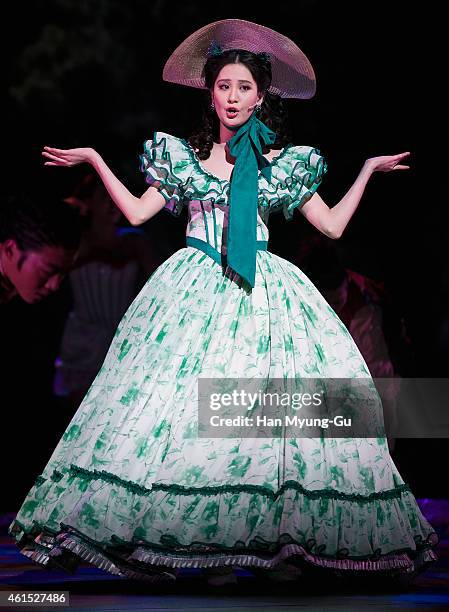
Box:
[0,195,83,303]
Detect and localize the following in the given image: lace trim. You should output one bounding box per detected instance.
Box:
[34,464,414,504]
[260,150,328,220]
[14,524,177,582]
[140,134,192,217]
[9,519,438,576]
[140,133,327,215]
[179,137,294,186]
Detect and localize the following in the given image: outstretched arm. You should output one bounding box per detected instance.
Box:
[300,152,410,239]
[42,147,166,226]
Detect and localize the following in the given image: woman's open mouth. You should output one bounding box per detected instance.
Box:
[226,109,239,118]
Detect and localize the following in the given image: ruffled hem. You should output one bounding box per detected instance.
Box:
[9,520,438,581]
[10,461,440,582]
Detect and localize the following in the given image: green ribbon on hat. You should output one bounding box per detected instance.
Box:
[226,112,276,288]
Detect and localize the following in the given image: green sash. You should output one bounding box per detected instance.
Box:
[227,113,276,288]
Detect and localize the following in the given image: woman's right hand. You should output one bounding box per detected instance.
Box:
[42,146,99,167]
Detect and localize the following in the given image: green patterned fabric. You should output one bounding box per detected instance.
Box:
[9,132,438,580]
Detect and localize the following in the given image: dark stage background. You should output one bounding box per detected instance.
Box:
[2,1,447,511]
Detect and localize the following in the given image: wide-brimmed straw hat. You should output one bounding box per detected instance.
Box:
[162,19,316,99]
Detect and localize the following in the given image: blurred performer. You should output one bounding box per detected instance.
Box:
[302,247,402,452]
[54,174,162,409]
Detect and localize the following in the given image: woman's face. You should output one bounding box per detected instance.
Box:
[212,62,263,129]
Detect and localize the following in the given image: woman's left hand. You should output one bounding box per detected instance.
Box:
[364,152,410,173]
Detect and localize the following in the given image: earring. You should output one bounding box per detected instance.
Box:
[210,102,215,111]
[255,104,262,115]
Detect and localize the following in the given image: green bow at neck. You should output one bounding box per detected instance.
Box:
[226,112,276,289]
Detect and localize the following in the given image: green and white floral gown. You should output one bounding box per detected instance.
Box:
[9,132,438,581]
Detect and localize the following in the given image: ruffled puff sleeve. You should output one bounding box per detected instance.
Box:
[139,132,193,216]
[261,146,328,220]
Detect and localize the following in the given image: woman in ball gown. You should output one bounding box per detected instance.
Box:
[9,19,438,586]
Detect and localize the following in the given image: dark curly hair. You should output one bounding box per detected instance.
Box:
[188,49,292,160]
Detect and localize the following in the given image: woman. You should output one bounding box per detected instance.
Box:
[9,19,438,586]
